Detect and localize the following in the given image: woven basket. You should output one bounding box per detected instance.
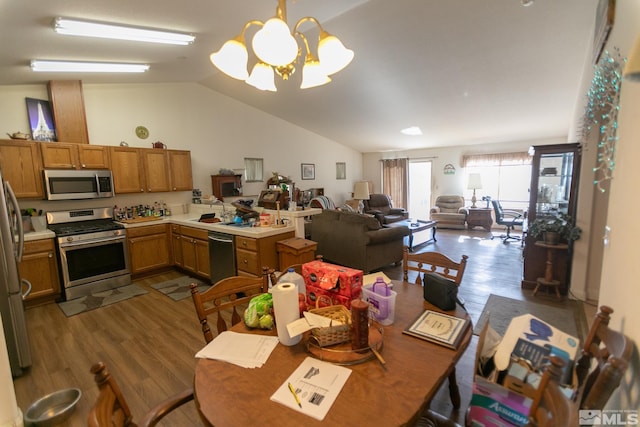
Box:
[309,299,351,347]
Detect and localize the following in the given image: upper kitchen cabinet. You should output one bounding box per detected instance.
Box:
[0,140,44,199]
[110,146,192,194]
[110,146,145,193]
[142,148,171,192]
[169,150,193,191]
[47,80,90,144]
[41,142,109,169]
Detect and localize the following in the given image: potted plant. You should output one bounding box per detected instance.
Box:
[528,213,581,244]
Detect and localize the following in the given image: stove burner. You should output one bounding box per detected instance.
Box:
[48,219,124,237]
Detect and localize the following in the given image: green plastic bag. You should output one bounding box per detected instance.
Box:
[244,293,274,329]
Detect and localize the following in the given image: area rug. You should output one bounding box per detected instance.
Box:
[151,276,210,301]
[58,284,148,317]
[474,294,587,340]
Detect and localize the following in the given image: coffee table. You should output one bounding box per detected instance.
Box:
[386,219,437,251]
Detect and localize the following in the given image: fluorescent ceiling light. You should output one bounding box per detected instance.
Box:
[31,60,150,73]
[54,17,195,45]
[401,126,423,136]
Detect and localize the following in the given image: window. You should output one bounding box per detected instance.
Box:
[244,158,263,182]
[462,152,531,211]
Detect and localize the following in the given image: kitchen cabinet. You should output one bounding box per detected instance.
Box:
[127,223,171,276]
[41,142,109,169]
[170,224,183,267]
[211,174,242,201]
[110,147,192,194]
[48,80,90,144]
[174,225,210,279]
[235,231,294,277]
[19,239,61,307]
[169,150,193,191]
[0,139,44,199]
[522,143,581,294]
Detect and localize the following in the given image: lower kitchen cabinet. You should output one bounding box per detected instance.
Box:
[19,239,61,307]
[235,231,295,277]
[127,224,171,276]
[173,225,210,280]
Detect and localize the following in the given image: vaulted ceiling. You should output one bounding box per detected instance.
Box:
[0,0,598,153]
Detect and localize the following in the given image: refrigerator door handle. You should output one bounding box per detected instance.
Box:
[21,278,32,299]
[5,181,24,262]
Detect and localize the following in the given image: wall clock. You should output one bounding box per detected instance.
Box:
[135,126,149,139]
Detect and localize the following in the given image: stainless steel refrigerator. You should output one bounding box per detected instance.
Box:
[0,167,32,376]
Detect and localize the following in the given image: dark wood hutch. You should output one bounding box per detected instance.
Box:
[522,143,581,295]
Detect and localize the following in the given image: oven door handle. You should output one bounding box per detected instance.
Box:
[59,235,126,248]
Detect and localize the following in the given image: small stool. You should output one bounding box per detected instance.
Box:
[533,241,568,300]
[276,237,317,270]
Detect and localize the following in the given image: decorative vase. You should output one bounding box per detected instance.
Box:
[543,231,560,245]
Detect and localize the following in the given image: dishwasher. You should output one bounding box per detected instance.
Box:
[208,231,236,284]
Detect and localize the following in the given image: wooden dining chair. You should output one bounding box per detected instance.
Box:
[268,255,323,286]
[190,267,270,343]
[575,305,633,410]
[88,361,194,427]
[401,246,469,410]
[402,246,468,286]
[527,356,578,427]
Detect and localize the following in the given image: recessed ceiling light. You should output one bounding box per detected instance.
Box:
[31,60,150,73]
[54,17,195,45]
[401,126,423,136]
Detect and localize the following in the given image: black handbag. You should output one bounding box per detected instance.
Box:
[423,272,458,311]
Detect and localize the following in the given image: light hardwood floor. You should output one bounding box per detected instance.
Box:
[13,227,596,426]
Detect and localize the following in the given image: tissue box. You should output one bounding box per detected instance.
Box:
[302,261,363,299]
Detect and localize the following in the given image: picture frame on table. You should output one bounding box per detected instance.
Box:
[301,163,315,180]
[336,162,346,180]
[25,97,57,142]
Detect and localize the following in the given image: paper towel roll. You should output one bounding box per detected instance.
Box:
[271,282,302,346]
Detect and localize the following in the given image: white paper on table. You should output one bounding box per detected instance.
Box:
[286,312,345,338]
[363,272,393,287]
[270,356,351,421]
[195,331,279,368]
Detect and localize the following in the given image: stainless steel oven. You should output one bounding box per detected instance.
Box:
[47,208,131,300]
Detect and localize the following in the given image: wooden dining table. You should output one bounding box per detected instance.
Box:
[193,280,472,427]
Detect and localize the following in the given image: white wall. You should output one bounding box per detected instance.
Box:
[0,82,363,210]
[596,0,640,411]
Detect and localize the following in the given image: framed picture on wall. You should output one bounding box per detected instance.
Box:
[25,97,57,142]
[336,162,346,180]
[301,163,315,180]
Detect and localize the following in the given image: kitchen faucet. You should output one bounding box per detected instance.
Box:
[210,199,232,222]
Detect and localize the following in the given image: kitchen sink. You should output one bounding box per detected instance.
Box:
[222,222,253,228]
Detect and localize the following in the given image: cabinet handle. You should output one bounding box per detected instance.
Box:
[72,164,76,168]
[242,259,248,264]
[242,241,247,247]
[81,164,86,168]
[48,252,53,258]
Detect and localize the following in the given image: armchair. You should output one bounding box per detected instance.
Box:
[430,195,468,229]
[363,193,408,225]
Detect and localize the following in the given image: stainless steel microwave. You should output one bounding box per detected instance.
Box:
[43,170,115,200]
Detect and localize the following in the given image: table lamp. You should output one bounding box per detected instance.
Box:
[353,181,370,213]
[467,173,482,208]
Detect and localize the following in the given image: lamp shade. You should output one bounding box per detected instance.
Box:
[252,18,298,66]
[318,31,354,75]
[624,34,640,81]
[467,173,482,190]
[353,181,370,200]
[210,37,249,80]
[300,55,331,89]
[246,62,277,91]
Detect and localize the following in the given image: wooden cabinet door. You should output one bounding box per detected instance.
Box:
[195,238,211,279]
[0,140,44,198]
[77,145,110,169]
[40,142,79,169]
[19,239,60,304]
[129,233,171,274]
[181,236,198,275]
[170,225,183,267]
[110,146,145,194]
[169,150,193,191]
[48,80,89,144]
[142,148,171,192]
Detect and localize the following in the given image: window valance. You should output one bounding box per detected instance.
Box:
[461,152,532,167]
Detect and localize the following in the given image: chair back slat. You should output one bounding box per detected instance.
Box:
[402,246,468,285]
[190,268,270,343]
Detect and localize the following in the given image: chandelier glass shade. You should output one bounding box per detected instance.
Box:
[210,0,353,91]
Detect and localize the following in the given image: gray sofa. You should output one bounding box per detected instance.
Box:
[310,209,410,273]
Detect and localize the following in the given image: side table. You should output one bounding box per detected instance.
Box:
[533,241,569,300]
[467,208,493,231]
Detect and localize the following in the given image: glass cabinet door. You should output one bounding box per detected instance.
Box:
[534,151,575,217]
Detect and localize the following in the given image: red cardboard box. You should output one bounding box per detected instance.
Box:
[306,284,354,309]
[302,261,363,309]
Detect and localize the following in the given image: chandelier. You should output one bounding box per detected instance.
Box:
[210,0,354,91]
